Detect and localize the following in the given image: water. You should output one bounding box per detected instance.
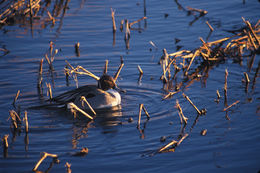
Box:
[0,0,259,172]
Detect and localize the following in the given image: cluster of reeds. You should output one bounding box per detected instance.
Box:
[110,2,147,48]
[135,17,259,154]
[156,18,259,95]
[2,90,29,158]
[0,0,70,34]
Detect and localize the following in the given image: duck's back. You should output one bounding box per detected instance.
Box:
[51,85,121,109]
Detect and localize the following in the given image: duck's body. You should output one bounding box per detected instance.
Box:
[51,75,121,110]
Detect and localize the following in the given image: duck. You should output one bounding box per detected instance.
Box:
[50,74,121,110]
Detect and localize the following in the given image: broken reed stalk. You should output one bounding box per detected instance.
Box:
[137,104,143,127]
[245,29,258,51]
[163,49,171,79]
[24,111,29,133]
[32,152,58,171]
[0,0,41,24]
[175,99,188,124]
[9,110,21,129]
[223,100,240,112]
[242,17,260,47]
[224,69,228,102]
[113,61,124,82]
[47,11,55,25]
[124,19,130,41]
[158,133,189,153]
[142,104,150,119]
[137,65,143,75]
[243,72,250,83]
[161,57,176,80]
[29,0,34,18]
[111,8,116,32]
[65,162,72,173]
[176,133,189,146]
[68,103,93,120]
[182,93,201,115]
[38,58,44,87]
[216,90,221,99]
[46,82,52,99]
[65,61,100,81]
[149,41,158,50]
[75,42,80,57]
[129,16,147,28]
[120,19,124,31]
[206,21,214,32]
[2,134,9,149]
[186,6,208,16]
[80,96,96,115]
[13,90,20,105]
[158,140,177,153]
[103,60,108,74]
[185,49,199,76]
[45,54,54,71]
[162,91,180,100]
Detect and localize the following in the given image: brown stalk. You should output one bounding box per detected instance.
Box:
[111,8,116,32]
[142,104,150,119]
[243,72,250,83]
[68,103,93,120]
[124,19,130,41]
[103,60,108,74]
[9,110,21,129]
[216,90,221,99]
[65,162,72,173]
[158,140,177,153]
[245,29,258,50]
[175,99,188,124]
[137,104,143,127]
[129,17,147,27]
[2,134,9,149]
[162,91,180,100]
[149,41,158,50]
[32,152,58,171]
[224,69,228,100]
[168,50,191,57]
[223,100,240,112]
[176,133,189,146]
[242,17,260,47]
[207,37,230,46]
[120,19,124,31]
[182,93,201,115]
[158,133,189,153]
[29,0,33,18]
[186,6,208,16]
[13,90,20,105]
[206,21,214,32]
[137,65,143,75]
[46,82,52,99]
[38,58,44,86]
[24,111,29,133]
[47,11,55,25]
[114,61,124,82]
[75,42,80,57]
[80,96,96,115]
[45,54,54,71]
[185,49,199,75]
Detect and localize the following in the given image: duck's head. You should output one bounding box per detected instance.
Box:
[98,74,117,91]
